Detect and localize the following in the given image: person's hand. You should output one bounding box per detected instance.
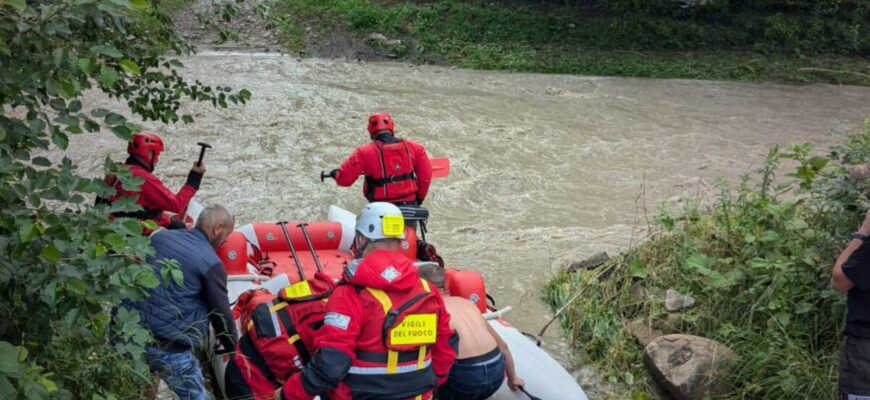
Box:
[273,388,282,400]
[329,168,338,179]
[192,162,206,175]
[859,209,870,236]
[508,376,525,392]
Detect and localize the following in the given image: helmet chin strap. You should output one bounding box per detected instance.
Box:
[355,236,371,257]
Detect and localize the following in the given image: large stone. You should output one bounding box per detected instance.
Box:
[665,289,696,311]
[625,318,663,347]
[364,33,388,44]
[566,252,610,273]
[643,334,736,400]
[626,315,684,347]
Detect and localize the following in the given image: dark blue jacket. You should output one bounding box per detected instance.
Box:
[132,228,237,351]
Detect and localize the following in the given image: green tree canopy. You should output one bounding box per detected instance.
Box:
[0,0,249,397]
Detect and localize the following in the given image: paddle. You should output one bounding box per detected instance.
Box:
[430,157,450,178]
[320,157,451,181]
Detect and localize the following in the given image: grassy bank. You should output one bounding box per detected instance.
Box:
[268,0,870,85]
[543,121,870,398]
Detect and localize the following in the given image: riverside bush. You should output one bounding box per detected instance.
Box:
[0,1,249,397]
[544,121,870,398]
[271,0,870,85]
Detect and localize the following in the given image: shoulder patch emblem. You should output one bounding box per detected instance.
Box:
[381,266,401,283]
[324,312,351,330]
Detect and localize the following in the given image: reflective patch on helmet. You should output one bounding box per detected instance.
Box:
[381,266,400,283]
[469,293,480,304]
[401,241,410,250]
[324,312,351,330]
[266,233,275,241]
[227,250,237,260]
[381,215,404,237]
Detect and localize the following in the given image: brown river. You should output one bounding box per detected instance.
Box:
[61,50,870,395]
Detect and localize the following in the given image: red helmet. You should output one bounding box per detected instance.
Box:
[127,132,164,166]
[368,112,395,138]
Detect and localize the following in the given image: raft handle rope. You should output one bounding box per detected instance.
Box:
[276,221,307,282]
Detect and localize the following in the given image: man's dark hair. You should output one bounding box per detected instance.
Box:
[418,264,445,289]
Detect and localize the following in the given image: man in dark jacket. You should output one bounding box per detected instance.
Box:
[130,204,238,400]
[831,209,870,399]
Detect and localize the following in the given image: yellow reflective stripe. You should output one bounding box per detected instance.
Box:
[417,346,426,370]
[366,288,392,314]
[287,334,300,344]
[270,302,287,313]
[420,279,431,293]
[386,350,398,374]
[246,320,254,331]
[414,396,422,400]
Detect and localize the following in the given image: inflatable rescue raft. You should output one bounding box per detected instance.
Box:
[183,201,587,399]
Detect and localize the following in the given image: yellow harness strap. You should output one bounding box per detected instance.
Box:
[387,350,399,374]
[287,334,300,345]
[366,287,393,314]
[417,345,427,369]
[269,302,287,313]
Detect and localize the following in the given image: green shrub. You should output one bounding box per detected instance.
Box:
[544,121,870,398]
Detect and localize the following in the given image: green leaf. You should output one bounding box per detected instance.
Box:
[105,113,126,125]
[91,108,109,118]
[19,223,37,243]
[809,156,828,171]
[629,259,648,279]
[99,66,119,87]
[78,57,96,74]
[135,270,159,289]
[239,88,252,100]
[130,0,149,9]
[103,233,125,249]
[40,377,57,393]
[0,342,20,375]
[52,79,76,99]
[170,268,184,287]
[41,245,61,262]
[52,130,69,150]
[795,302,813,314]
[685,254,714,276]
[142,219,159,231]
[0,126,5,141]
[94,243,107,257]
[32,157,51,166]
[7,0,26,12]
[182,115,194,124]
[66,280,86,295]
[119,59,140,75]
[111,124,131,140]
[93,45,123,59]
[68,100,82,113]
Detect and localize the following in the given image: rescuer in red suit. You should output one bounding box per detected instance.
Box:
[329,112,433,206]
[276,202,457,400]
[98,132,205,232]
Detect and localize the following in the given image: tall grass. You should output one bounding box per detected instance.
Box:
[544,121,870,398]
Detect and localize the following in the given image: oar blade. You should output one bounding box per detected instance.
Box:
[431,158,450,178]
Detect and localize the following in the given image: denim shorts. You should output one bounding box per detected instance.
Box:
[840,336,870,399]
[144,345,207,400]
[437,348,505,400]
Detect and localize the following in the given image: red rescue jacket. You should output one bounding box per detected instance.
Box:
[335,137,432,204]
[281,250,456,400]
[225,274,334,400]
[99,158,198,232]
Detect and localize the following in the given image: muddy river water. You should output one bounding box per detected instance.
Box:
[63,51,870,387]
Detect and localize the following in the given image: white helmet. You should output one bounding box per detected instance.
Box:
[356,202,405,241]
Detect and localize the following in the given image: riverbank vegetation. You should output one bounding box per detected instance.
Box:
[544,121,870,398]
[0,1,249,397]
[269,0,870,85]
